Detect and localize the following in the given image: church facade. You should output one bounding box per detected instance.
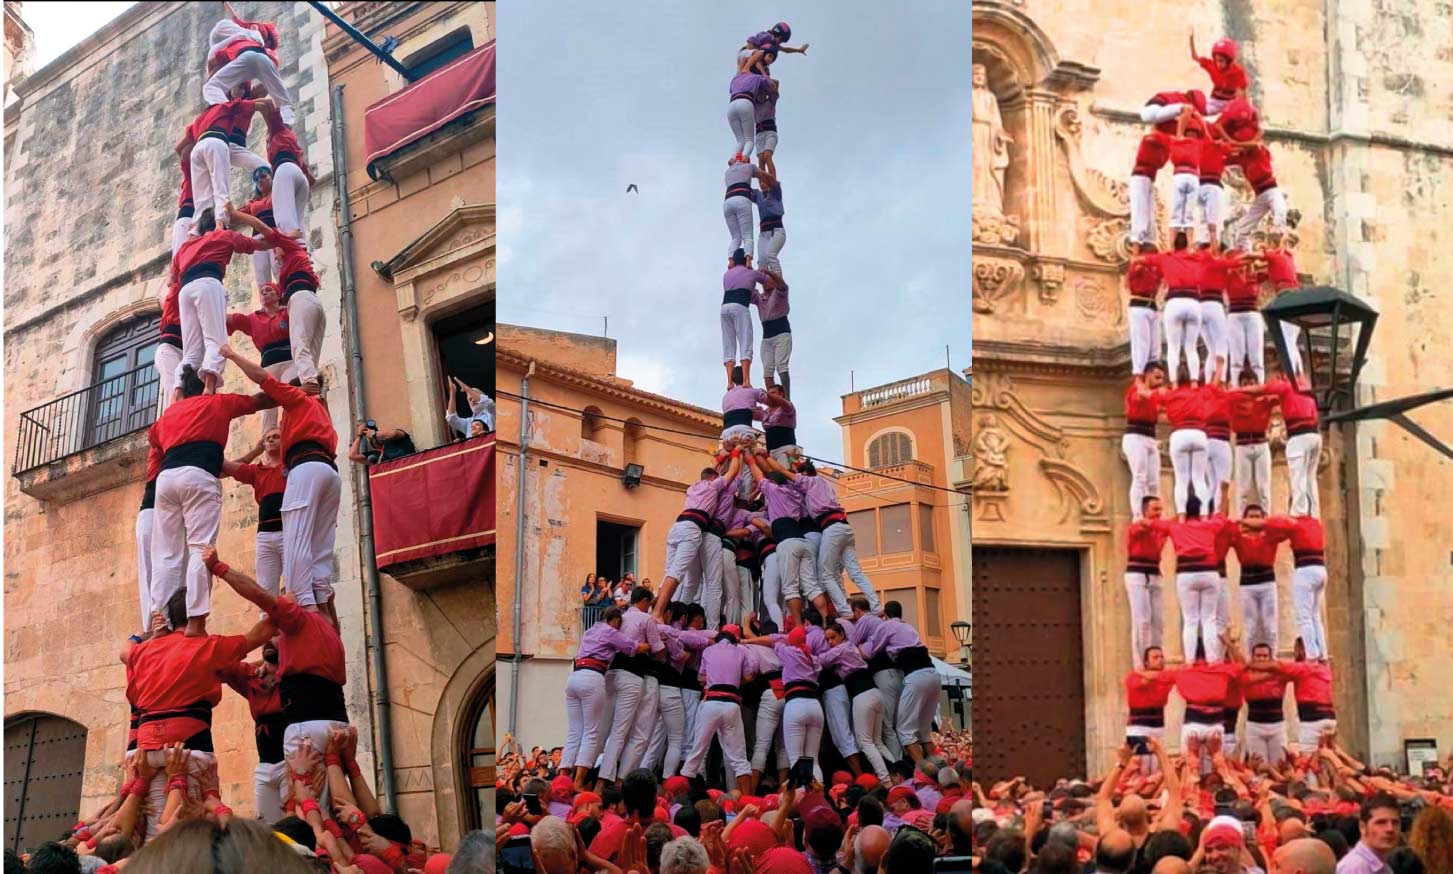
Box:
[969,0,1453,782]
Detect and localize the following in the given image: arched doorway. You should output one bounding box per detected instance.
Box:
[460,676,495,830]
[4,714,88,854]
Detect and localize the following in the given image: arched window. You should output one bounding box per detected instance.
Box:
[581,406,604,443]
[868,431,914,468]
[90,314,162,446]
[460,678,495,832]
[4,714,87,855]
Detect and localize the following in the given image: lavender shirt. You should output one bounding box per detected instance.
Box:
[729,71,768,100]
[795,475,842,517]
[759,476,804,523]
[744,642,783,676]
[683,475,731,514]
[752,284,789,322]
[754,83,778,123]
[723,386,768,414]
[699,640,753,688]
[621,606,665,655]
[725,265,769,293]
[668,628,713,671]
[851,613,884,648]
[756,183,784,224]
[577,622,640,662]
[725,161,757,196]
[862,618,924,659]
[759,400,796,429]
[818,640,869,679]
[713,469,741,527]
[748,511,771,544]
[1337,844,1389,874]
[771,638,822,685]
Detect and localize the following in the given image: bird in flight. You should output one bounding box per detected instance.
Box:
[626,184,639,193]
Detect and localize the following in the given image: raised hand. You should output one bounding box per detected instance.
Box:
[164,743,188,779]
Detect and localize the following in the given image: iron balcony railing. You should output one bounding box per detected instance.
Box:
[580,602,613,633]
[14,362,161,475]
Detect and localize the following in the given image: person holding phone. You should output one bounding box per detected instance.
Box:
[348,420,416,465]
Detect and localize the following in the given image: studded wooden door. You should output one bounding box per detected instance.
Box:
[971,547,1085,786]
[4,714,88,855]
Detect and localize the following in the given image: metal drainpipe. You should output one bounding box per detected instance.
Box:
[507,362,535,740]
[330,83,398,812]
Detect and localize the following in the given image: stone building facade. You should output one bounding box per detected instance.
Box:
[969,0,1453,782]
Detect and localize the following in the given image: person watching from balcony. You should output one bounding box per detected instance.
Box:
[444,376,495,438]
[348,421,417,465]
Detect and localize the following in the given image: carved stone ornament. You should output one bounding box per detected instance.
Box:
[1032,261,1066,304]
[973,258,1026,314]
[1054,105,1130,218]
[972,415,1012,493]
[1087,218,1133,264]
[1074,277,1120,325]
[972,211,1024,247]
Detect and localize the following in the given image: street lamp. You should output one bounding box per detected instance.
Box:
[950,620,971,667]
[1262,286,1453,458]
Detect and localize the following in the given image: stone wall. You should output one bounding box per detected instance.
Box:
[1,1,371,815]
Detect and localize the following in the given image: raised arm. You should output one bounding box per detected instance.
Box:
[1154,736,1183,831]
[203,546,278,614]
[1096,746,1131,836]
[1189,29,1201,63]
[218,343,271,387]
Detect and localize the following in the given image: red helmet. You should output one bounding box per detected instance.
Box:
[1212,38,1238,60]
[771,21,791,42]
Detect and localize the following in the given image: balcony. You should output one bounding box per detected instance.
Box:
[13,363,160,503]
[579,603,612,634]
[368,433,495,590]
[364,40,496,181]
[838,459,938,490]
[859,376,934,409]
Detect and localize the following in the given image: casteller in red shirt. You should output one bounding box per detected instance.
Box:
[124,631,254,749]
[227,306,291,367]
[1126,669,1177,728]
[1173,661,1245,717]
[1132,132,1171,179]
[260,375,337,467]
[1198,56,1249,103]
[1145,248,1205,296]
[154,392,259,476]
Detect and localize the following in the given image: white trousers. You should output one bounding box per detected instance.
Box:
[758,227,786,276]
[1129,305,1160,375]
[699,533,725,630]
[260,360,297,434]
[152,467,222,622]
[229,143,268,175]
[760,333,791,380]
[1281,323,1305,376]
[205,51,294,124]
[727,98,756,156]
[751,690,788,772]
[874,669,904,761]
[823,685,858,756]
[155,342,182,413]
[852,690,893,780]
[1285,432,1322,517]
[1197,183,1224,242]
[563,669,609,770]
[720,544,741,626]
[775,537,815,603]
[1170,172,1199,229]
[1124,572,1164,668]
[619,675,659,775]
[1123,433,1161,519]
[723,195,755,258]
[720,302,754,364]
[281,461,342,608]
[1129,175,1156,244]
[1298,718,1336,749]
[813,523,863,616]
[1200,301,1229,383]
[1181,722,1223,772]
[760,552,783,625]
[681,699,751,779]
[1235,441,1272,515]
[1169,429,1210,513]
[754,129,778,155]
[897,667,940,746]
[1163,298,1202,384]
[136,509,155,631]
[1207,438,1233,513]
[1244,720,1287,766]
[658,685,689,777]
[256,529,284,608]
[598,670,642,782]
[1240,583,1278,651]
[287,290,326,384]
[190,137,232,226]
[1141,104,1184,125]
[129,749,216,838]
[1177,571,1223,662]
[179,277,229,380]
[1292,564,1329,659]
[782,697,824,783]
[1233,187,1288,251]
[272,161,310,239]
[283,720,349,811]
[1227,312,1266,383]
[736,565,755,627]
[252,249,275,291]
[664,520,704,587]
[254,761,288,824]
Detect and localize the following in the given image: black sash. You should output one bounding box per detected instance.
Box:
[770,517,803,541]
[1297,702,1336,722]
[162,441,224,476]
[258,492,284,532]
[139,701,216,752]
[764,426,797,450]
[286,441,336,472]
[894,645,932,674]
[1128,706,1165,728]
[705,684,742,703]
[723,288,752,307]
[757,118,778,132]
[1246,699,1284,724]
[761,316,790,338]
[785,679,819,702]
[260,338,292,366]
[677,508,710,531]
[868,652,895,675]
[1184,705,1223,725]
[815,509,848,530]
[279,673,348,725]
[140,478,157,511]
[724,408,755,429]
[181,263,224,284]
[760,216,783,232]
[845,669,876,699]
[271,150,299,171]
[256,711,290,764]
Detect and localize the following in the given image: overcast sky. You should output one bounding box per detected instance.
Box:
[20,2,135,70]
[498,3,971,461]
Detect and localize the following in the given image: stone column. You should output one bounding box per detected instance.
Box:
[1022,90,1060,256]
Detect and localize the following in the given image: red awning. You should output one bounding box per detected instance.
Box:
[369,434,495,570]
[363,40,496,177]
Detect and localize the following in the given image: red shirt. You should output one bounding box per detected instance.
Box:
[160,276,183,344]
[1230,527,1288,570]
[240,194,275,229]
[1132,132,1170,177]
[590,815,688,862]
[1224,675,1244,709]
[1127,521,1170,568]
[1125,383,1159,428]
[177,161,194,219]
[1230,394,1277,437]
[1243,671,1291,704]
[1159,384,1223,431]
[212,15,280,67]
[1151,516,1236,567]
[155,393,259,452]
[1226,255,1263,310]
[1199,138,1230,182]
[1205,392,1231,440]
[1127,255,1163,299]
[1174,662,1245,708]
[145,423,164,483]
[1219,98,1261,141]
[273,597,347,686]
[186,98,257,145]
[259,101,315,183]
[125,632,250,748]
[1265,516,1324,561]
[271,231,320,296]
[1126,670,1177,709]
[174,230,269,283]
[1263,249,1298,289]
[1147,91,1194,134]
[1198,251,1231,303]
[1267,377,1319,433]
[1198,57,1249,100]
[1233,144,1277,193]
[1283,660,1333,705]
[1148,250,1204,291]
[261,376,337,461]
[227,308,290,360]
[221,662,283,721]
[231,461,286,510]
[1169,136,1202,174]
